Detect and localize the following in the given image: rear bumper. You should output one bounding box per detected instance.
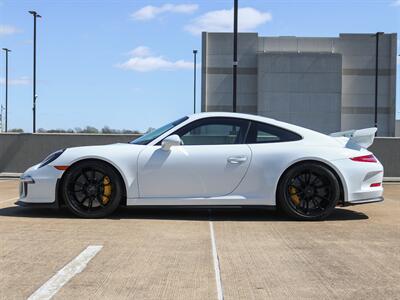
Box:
[332,157,384,204]
[342,196,384,206]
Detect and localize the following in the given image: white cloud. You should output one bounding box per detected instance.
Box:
[117,56,193,72]
[132,3,198,21]
[185,7,272,35]
[128,46,152,57]
[0,24,21,36]
[116,47,193,72]
[391,0,400,6]
[0,76,31,85]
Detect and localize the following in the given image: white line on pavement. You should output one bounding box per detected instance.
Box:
[209,221,224,300]
[27,245,103,300]
[0,197,19,204]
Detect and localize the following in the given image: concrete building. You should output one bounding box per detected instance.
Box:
[201,32,397,136]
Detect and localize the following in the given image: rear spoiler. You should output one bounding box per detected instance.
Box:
[329,127,377,148]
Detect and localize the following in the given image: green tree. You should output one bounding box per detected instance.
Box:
[81,126,99,134]
[9,128,24,133]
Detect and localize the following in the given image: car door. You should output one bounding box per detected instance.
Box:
[137,117,252,198]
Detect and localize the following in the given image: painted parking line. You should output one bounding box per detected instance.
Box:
[209,221,224,300]
[27,245,103,300]
[0,197,19,204]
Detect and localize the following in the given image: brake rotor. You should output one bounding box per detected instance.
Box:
[102,176,112,205]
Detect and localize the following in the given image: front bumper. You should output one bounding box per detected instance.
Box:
[18,164,63,205]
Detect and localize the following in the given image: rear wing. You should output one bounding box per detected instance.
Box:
[329,127,377,148]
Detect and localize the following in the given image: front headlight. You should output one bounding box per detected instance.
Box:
[38,149,66,168]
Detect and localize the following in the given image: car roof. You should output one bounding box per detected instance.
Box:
[188,112,276,123]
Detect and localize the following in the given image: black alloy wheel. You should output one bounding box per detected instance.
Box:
[278,163,340,220]
[61,160,123,218]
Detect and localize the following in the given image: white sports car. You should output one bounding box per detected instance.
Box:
[17,112,384,220]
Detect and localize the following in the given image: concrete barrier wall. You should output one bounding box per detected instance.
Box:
[0,133,399,177]
[0,133,140,173]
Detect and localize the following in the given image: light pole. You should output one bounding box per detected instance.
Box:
[232,0,238,112]
[193,50,198,114]
[2,48,11,132]
[374,32,384,135]
[29,10,41,133]
[0,105,5,132]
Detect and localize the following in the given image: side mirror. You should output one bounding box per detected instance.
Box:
[161,134,183,151]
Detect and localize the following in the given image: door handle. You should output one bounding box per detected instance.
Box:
[227,156,248,164]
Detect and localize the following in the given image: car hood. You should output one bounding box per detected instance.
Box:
[67,142,145,151]
[52,143,147,167]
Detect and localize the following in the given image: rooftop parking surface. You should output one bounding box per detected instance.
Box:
[0,180,399,299]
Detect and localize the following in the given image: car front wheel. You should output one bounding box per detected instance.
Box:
[61,160,123,218]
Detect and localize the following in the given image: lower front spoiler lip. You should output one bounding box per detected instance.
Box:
[342,196,384,207]
[15,200,59,209]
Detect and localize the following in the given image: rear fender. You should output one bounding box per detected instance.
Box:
[281,158,348,203]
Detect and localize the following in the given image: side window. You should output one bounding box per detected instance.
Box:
[174,118,249,145]
[247,122,302,144]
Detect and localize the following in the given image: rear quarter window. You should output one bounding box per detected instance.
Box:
[247,121,302,144]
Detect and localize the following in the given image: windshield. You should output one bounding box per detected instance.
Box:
[130,116,189,145]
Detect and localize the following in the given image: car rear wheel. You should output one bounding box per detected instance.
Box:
[277,162,340,221]
[61,160,123,218]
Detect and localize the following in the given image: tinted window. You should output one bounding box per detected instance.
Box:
[247,121,302,144]
[173,117,249,145]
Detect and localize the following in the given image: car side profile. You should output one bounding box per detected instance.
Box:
[17,112,384,220]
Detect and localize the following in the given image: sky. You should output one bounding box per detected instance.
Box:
[0,0,399,132]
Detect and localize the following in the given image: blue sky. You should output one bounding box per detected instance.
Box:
[0,0,399,132]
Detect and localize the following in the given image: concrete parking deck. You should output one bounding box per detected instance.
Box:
[0,180,399,299]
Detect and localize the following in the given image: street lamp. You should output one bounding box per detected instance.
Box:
[29,10,41,133]
[193,50,198,114]
[0,105,5,132]
[232,0,238,112]
[374,32,384,135]
[2,48,11,132]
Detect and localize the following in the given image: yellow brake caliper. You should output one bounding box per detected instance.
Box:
[102,176,112,205]
[289,186,300,206]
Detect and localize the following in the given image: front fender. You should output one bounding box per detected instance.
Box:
[50,143,145,199]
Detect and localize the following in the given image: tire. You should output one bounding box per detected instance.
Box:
[61,160,123,218]
[277,162,340,221]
